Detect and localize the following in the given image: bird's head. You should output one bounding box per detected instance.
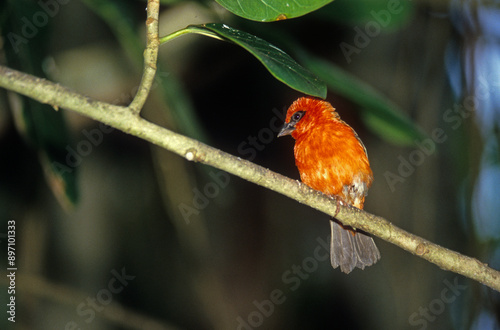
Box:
[278,97,339,139]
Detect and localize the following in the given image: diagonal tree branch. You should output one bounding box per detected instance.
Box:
[0,64,499,292]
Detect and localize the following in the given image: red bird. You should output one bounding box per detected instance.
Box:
[278,97,380,274]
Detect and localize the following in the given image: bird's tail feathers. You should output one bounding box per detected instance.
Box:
[329,218,380,274]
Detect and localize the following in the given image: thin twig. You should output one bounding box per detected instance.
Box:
[127,0,160,115]
[0,272,178,330]
[0,65,499,291]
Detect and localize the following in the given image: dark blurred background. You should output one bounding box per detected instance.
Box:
[1,0,500,329]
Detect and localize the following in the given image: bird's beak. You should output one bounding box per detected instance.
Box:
[278,122,295,137]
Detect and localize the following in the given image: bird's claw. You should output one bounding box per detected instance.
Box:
[334,197,346,218]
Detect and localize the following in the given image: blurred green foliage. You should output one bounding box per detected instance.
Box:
[1,1,478,330]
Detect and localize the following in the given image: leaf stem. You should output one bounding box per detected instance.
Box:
[159,25,225,45]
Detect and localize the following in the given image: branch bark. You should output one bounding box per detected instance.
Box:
[1,64,499,292]
[127,0,160,115]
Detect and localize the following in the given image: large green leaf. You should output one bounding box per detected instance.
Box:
[215,0,334,22]
[185,23,327,98]
[302,55,425,145]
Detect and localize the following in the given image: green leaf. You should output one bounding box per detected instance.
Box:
[188,23,326,98]
[215,0,334,22]
[12,96,79,208]
[302,55,425,145]
[2,0,79,208]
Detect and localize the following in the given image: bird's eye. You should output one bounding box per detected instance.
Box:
[291,111,305,123]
